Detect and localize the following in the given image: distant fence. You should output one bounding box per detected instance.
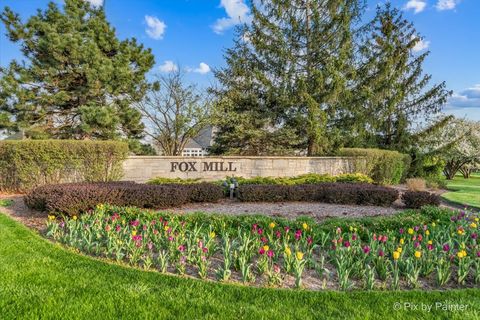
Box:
[122,156,364,183]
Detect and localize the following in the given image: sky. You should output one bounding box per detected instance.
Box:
[0,0,479,121]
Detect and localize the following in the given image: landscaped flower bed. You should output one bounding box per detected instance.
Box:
[45,205,480,290]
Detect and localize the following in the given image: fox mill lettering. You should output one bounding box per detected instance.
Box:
[170,161,237,173]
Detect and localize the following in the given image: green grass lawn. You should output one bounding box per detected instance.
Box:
[442,173,480,209]
[1,213,479,319]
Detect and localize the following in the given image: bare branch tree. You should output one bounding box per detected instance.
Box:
[136,71,212,155]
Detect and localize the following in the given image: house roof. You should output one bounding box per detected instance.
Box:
[184,126,213,149]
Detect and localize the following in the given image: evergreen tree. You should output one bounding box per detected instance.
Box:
[343,3,451,151]
[212,0,363,155]
[0,0,154,139]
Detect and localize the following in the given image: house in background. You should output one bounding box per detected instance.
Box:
[181,126,215,157]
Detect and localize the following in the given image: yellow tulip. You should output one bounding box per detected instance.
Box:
[427,240,433,245]
[263,245,269,251]
[470,223,478,229]
[457,250,467,259]
[72,215,78,221]
[48,215,56,221]
[132,230,137,236]
[296,251,304,260]
[396,247,402,253]
[425,230,430,236]
[285,247,292,257]
[408,228,414,235]
[269,222,276,229]
[393,251,400,260]
[302,223,308,231]
[399,238,405,245]
[414,251,422,259]
[209,231,216,238]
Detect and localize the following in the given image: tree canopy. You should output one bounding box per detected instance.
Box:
[0,0,154,139]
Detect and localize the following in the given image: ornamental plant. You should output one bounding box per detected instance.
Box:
[44,204,480,290]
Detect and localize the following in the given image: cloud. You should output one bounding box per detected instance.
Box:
[412,36,430,52]
[86,0,104,6]
[436,0,461,11]
[404,0,427,14]
[188,62,211,74]
[213,0,252,34]
[447,84,480,109]
[159,61,178,73]
[145,15,166,40]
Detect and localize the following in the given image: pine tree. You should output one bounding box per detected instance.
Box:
[0,0,154,139]
[343,3,451,151]
[213,0,363,155]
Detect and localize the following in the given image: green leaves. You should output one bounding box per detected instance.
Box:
[0,0,154,139]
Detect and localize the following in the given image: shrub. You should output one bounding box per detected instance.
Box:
[147,177,203,185]
[402,191,441,209]
[25,182,224,216]
[0,140,129,192]
[406,178,426,191]
[223,173,373,186]
[338,148,410,185]
[237,183,399,207]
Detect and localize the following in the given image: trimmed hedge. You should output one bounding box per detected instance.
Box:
[222,173,374,186]
[0,140,129,192]
[402,191,441,209]
[25,182,224,216]
[338,148,411,185]
[237,183,399,207]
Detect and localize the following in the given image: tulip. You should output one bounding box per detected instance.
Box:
[393,251,400,260]
[443,244,450,252]
[267,250,274,258]
[414,251,422,259]
[363,246,371,254]
[344,241,351,248]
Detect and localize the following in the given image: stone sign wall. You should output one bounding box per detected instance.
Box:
[122,156,363,183]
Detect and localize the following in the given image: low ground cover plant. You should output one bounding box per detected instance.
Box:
[25,182,224,216]
[237,183,399,207]
[45,205,479,290]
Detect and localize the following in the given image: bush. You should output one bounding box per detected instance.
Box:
[402,191,441,209]
[406,178,426,191]
[223,173,373,186]
[0,140,129,192]
[25,182,224,216]
[237,183,399,207]
[338,148,411,185]
[147,177,204,185]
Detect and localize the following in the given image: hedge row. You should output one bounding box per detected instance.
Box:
[25,182,224,216]
[338,148,411,185]
[0,140,129,192]
[236,183,399,207]
[402,191,441,209]
[223,173,374,186]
